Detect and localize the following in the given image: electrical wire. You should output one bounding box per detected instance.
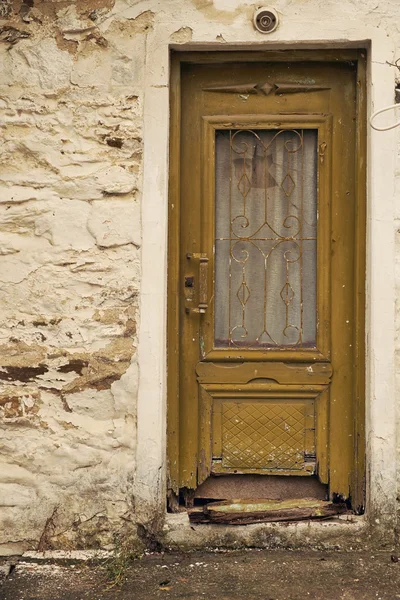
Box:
[370,103,400,131]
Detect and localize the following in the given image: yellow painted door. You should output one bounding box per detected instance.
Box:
[168,52,365,508]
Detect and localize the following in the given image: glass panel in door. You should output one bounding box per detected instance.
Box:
[215,129,318,349]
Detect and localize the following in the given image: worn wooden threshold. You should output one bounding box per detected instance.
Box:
[188,498,348,525]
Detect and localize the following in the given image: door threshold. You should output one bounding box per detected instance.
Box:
[164,511,365,551]
[188,498,348,525]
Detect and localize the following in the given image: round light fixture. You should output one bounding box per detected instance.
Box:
[253,8,279,33]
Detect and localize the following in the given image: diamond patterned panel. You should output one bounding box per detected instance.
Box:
[222,402,306,470]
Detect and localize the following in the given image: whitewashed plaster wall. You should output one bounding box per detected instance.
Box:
[0,0,399,554]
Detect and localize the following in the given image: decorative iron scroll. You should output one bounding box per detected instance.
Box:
[214,129,318,349]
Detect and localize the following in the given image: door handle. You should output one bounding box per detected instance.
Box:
[185,253,209,314]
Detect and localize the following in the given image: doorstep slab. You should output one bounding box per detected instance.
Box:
[163,512,369,551]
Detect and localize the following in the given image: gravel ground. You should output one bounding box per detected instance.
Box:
[1,549,400,600]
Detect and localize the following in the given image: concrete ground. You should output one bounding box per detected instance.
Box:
[1,549,400,600]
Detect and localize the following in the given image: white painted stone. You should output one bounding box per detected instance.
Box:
[88,198,140,248]
[34,200,94,250]
[94,166,138,196]
[71,46,113,89]
[22,550,112,561]
[56,5,92,34]
[1,38,74,89]
[0,483,38,507]
[0,186,60,205]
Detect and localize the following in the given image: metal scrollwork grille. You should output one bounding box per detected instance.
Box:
[215,129,318,349]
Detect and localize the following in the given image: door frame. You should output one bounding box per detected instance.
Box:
[167,49,366,510]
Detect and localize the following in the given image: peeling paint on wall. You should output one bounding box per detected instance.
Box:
[0,0,144,554]
[170,27,193,43]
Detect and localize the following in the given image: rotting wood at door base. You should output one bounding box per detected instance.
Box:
[188,498,348,525]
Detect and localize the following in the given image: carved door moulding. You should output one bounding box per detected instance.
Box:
[202,82,331,95]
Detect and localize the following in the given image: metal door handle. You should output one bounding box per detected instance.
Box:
[186,253,209,314]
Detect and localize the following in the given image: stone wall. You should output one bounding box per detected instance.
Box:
[0,0,399,554]
[0,0,145,554]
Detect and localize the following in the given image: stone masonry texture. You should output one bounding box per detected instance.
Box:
[0,0,144,554]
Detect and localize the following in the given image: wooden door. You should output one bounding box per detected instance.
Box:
[168,51,366,510]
